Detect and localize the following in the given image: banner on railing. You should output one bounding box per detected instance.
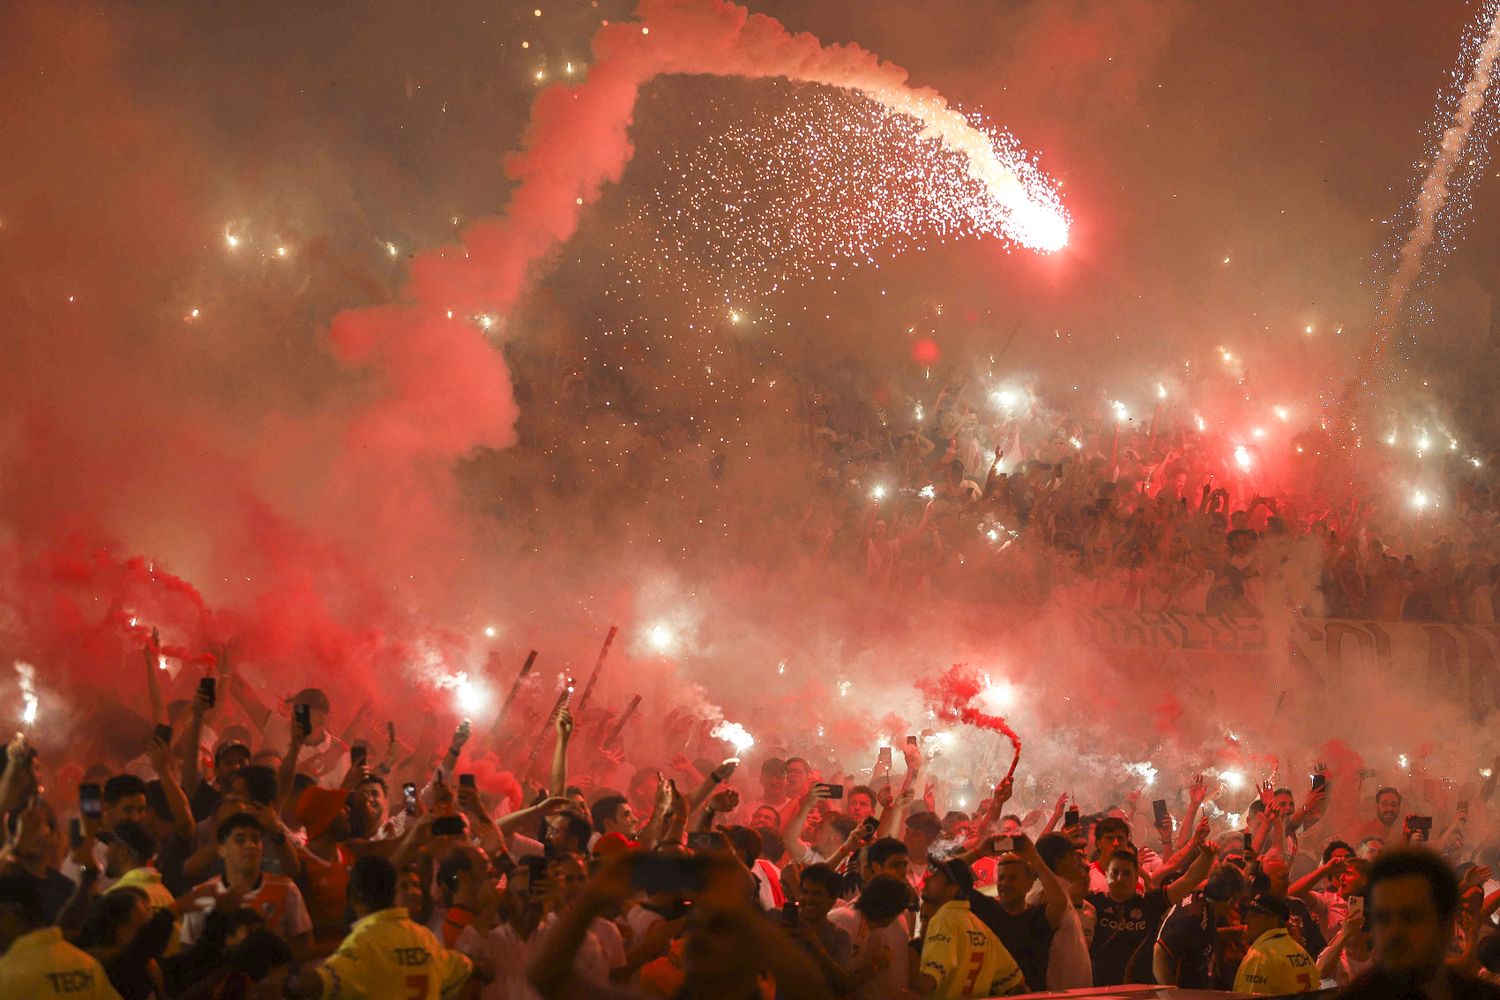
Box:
[1074,609,1500,720]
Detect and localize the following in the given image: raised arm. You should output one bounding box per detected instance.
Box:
[548,708,572,797]
[1175,774,1207,850]
[147,735,197,841]
[1017,834,1069,929]
[180,677,211,795]
[1164,840,1218,906]
[145,629,165,725]
[783,785,833,863]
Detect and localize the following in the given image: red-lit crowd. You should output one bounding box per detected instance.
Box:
[794,377,1500,622]
[3,644,1500,1000]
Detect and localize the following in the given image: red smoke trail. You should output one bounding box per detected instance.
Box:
[920,664,1023,779]
[0,0,1061,743]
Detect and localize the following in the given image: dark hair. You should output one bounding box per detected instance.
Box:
[799,863,842,897]
[0,874,46,928]
[79,886,150,948]
[358,773,388,794]
[759,758,787,778]
[1094,816,1130,841]
[867,837,909,869]
[785,756,810,770]
[550,812,592,851]
[228,927,294,978]
[721,826,762,869]
[1375,786,1403,803]
[1107,849,1140,868]
[591,794,628,834]
[930,858,976,896]
[350,855,398,910]
[144,780,174,823]
[848,785,876,805]
[104,774,147,806]
[1322,840,1355,863]
[216,812,264,845]
[1036,833,1078,873]
[1273,787,1293,798]
[1203,864,1247,902]
[856,874,912,922]
[1366,848,1460,922]
[824,814,856,840]
[112,820,157,864]
[291,688,331,714]
[235,765,279,807]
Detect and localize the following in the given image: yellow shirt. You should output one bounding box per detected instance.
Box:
[318,907,473,1000]
[1233,927,1318,995]
[920,900,1026,1000]
[0,926,123,999]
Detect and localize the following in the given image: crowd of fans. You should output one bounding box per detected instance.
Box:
[3,635,1500,999]
[785,376,1500,621]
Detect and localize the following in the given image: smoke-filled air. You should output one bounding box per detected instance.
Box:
[6,0,1500,994]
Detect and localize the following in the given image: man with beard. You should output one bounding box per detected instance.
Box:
[1338,849,1500,999]
[1353,787,1403,844]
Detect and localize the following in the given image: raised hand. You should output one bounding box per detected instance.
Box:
[707,788,740,814]
[1189,773,1207,803]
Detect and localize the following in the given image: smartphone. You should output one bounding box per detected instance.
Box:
[905,735,917,746]
[293,703,311,732]
[877,747,892,767]
[153,723,174,745]
[782,900,800,926]
[349,746,367,769]
[459,773,476,789]
[79,783,103,820]
[198,676,217,709]
[631,854,709,894]
[1348,895,1365,921]
[860,816,879,836]
[403,783,417,816]
[818,783,845,800]
[1064,807,1080,827]
[1243,831,1254,850]
[992,836,1014,854]
[1311,773,1326,792]
[1458,800,1470,814]
[1409,815,1433,834]
[687,830,726,851]
[68,818,84,850]
[431,815,466,837]
[1152,799,1169,825]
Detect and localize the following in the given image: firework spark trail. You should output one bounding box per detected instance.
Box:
[1347,0,1500,409]
[404,0,1065,320]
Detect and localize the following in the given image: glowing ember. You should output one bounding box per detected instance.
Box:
[1234,445,1252,471]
